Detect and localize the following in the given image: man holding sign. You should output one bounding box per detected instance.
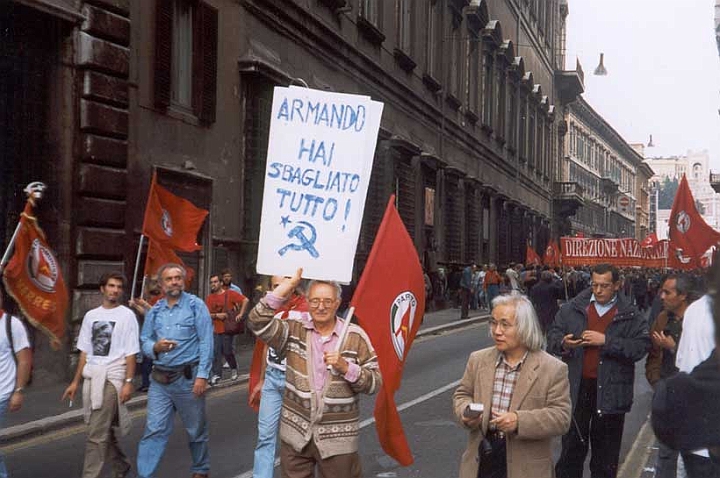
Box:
[247,268,381,477]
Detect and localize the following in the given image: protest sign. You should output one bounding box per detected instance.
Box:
[256,86,384,283]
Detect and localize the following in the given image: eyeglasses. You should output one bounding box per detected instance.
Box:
[591,283,613,290]
[489,320,515,332]
[308,298,336,308]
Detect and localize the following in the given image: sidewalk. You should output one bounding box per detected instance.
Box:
[619,421,689,478]
[0,306,488,446]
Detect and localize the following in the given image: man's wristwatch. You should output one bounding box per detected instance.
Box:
[124,378,133,384]
[13,387,24,394]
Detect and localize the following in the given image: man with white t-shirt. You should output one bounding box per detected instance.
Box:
[62,273,139,478]
[0,290,31,478]
[674,293,717,478]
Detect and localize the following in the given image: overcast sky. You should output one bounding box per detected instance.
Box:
[566,0,720,169]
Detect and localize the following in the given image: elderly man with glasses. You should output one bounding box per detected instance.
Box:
[247,268,381,478]
[547,263,650,478]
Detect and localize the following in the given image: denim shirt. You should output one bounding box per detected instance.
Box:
[141,291,214,379]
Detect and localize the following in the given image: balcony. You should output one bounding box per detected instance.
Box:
[710,172,720,193]
[555,60,585,104]
[601,176,619,195]
[553,181,584,217]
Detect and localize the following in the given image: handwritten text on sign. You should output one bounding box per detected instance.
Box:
[257,87,384,283]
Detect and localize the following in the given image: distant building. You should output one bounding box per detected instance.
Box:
[558,96,647,239]
[646,151,720,236]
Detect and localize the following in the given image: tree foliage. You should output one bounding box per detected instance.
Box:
[658,177,679,209]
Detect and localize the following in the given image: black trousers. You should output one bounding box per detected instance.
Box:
[681,452,720,478]
[556,378,625,478]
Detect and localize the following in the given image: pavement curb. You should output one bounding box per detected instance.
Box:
[0,313,489,447]
[617,415,655,478]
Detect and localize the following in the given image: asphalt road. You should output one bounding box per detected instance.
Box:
[2,321,653,478]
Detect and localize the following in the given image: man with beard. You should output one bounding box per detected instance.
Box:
[62,273,139,478]
[206,273,247,384]
[136,263,213,478]
[221,268,243,295]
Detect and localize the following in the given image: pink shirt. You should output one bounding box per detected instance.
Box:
[303,317,361,396]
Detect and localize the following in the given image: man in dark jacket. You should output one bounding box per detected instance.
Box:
[548,263,650,478]
[652,350,720,468]
[529,270,563,333]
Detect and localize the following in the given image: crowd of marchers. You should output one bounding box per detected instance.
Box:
[2,260,720,478]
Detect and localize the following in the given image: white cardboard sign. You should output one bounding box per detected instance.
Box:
[256,86,384,283]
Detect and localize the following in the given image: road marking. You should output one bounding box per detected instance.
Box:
[231,379,461,478]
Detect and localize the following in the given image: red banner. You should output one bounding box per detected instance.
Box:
[3,202,68,348]
[560,237,670,268]
[352,195,425,466]
[142,173,209,252]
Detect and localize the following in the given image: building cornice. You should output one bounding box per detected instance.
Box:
[570,96,644,167]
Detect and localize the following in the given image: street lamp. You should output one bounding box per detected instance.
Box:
[593,53,607,76]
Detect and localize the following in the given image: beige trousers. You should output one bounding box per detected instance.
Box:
[82,381,131,478]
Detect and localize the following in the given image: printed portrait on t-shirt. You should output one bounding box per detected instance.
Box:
[267,346,283,365]
[91,321,115,356]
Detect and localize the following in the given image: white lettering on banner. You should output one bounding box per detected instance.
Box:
[256,86,384,283]
[560,237,671,267]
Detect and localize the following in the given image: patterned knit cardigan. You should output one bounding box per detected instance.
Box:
[248,300,382,459]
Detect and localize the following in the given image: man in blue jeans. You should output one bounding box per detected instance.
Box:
[0,291,31,478]
[248,275,308,478]
[137,263,214,478]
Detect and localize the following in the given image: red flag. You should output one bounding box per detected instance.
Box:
[543,239,562,268]
[248,294,309,412]
[669,175,720,269]
[641,233,658,248]
[2,202,68,348]
[142,174,209,252]
[144,239,195,286]
[526,245,542,266]
[351,195,425,466]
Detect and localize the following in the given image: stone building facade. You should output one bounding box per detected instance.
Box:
[1,0,583,382]
[648,151,720,235]
[557,96,646,239]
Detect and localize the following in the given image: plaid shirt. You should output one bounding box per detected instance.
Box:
[490,351,528,435]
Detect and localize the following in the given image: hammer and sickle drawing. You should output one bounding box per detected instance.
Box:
[278,221,320,258]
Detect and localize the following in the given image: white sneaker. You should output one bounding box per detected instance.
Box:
[209,374,220,386]
[231,370,238,381]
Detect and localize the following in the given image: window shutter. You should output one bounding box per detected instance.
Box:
[154,0,173,109]
[193,1,217,124]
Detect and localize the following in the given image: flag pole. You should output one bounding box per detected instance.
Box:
[140,275,148,300]
[336,306,355,349]
[327,306,356,371]
[0,182,47,274]
[0,222,23,275]
[131,235,146,301]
